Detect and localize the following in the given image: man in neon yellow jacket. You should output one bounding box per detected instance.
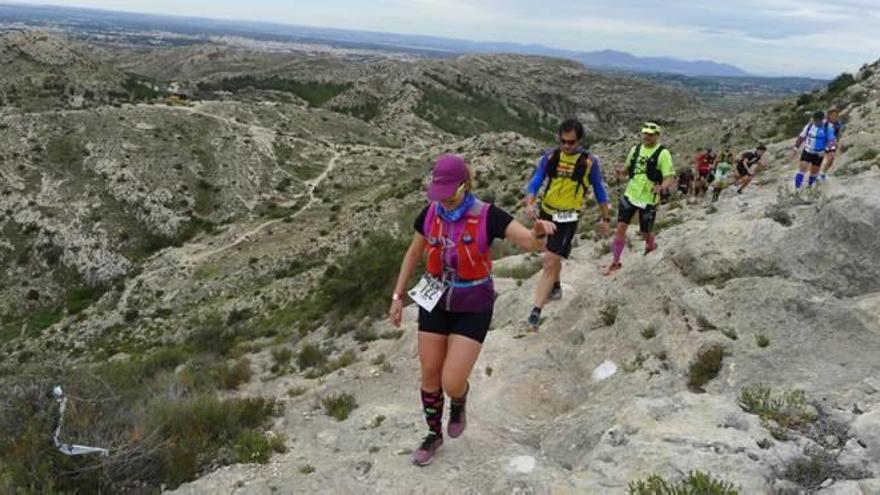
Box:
[605,122,675,275]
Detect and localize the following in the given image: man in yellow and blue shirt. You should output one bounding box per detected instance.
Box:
[605,121,675,275]
[523,119,610,329]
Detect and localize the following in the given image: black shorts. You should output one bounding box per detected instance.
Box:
[800,150,823,167]
[538,209,578,259]
[736,162,752,177]
[418,306,492,344]
[617,195,656,234]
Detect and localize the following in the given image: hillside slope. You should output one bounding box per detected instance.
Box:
[170,62,880,494]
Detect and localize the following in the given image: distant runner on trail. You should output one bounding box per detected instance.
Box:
[389,154,556,467]
[710,147,735,202]
[677,167,695,197]
[820,106,844,181]
[605,122,675,275]
[694,147,715,197]
[793,110,836,191]
[733,144,767,194]
[522,119,610,331]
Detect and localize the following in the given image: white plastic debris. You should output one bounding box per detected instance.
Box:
[53,386,110,457]
[592,360,618,382]
[507,455,537,474]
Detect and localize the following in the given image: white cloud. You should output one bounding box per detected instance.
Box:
[8,0,878,76]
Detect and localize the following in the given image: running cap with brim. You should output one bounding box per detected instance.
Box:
[641,122,661,135]
[427,154,468,201]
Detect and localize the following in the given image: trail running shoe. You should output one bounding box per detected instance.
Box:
[411,433,443,466]
[448,401,466,438]
[549,285,562,301]
[604,262,622,276]
[526,309,541,331]
[644,240,657,255]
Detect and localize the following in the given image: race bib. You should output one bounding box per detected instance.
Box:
[408,275,448,312]
[552,211,578,223]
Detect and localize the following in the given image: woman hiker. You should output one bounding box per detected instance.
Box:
[388,154,556,466]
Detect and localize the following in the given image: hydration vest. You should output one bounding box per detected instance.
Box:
[423,200,492,281]
[544,148,593,198]
[629,144,666,184]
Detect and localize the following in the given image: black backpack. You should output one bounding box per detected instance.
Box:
[545,148,593,197]
[628,144,666,184]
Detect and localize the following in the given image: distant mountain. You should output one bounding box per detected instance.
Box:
[0,2,752,77]
[570,50,749,77]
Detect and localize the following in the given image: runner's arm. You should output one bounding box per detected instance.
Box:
[826,125,837,152]
[656,150,676,193]
[794,123,809,149]
[525,154,549,200]
[588,159,609,206]
[391,233,427,299]
[504,219,556,252]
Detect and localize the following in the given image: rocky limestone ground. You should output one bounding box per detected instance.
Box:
[169,118,880,493]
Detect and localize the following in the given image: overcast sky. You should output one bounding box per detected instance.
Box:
[14,0,880,77]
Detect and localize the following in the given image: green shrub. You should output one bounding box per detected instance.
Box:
[687,345,725,392]
[216,359,252,390]
[0,371,283,493]
[379,330,404,340]
[123,76,159,101]
[322,392,358,421]
[198,76,350,106]
[233,430,286,464]
[353,326,378,343]
[155,395,282,483]
[287,386,307,397]
[328,350,356,371]
[738,384,816,430]
[780,448,862,492]
[271,347,293,369]
[25,308,63,335]
[641,326,657,340]
[826,72,856,95]
[340,101,381,121]
[857,149,878,162]
[187,315,238,356]
[297,343,327,370]
[66,285,107,315]
[316,232,410,319]
[233,430,273,464]
[413,81,553,141]
[628,471,739,495]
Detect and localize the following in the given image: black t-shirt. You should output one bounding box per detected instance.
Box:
[738,151,760,166]
[414,203,514,244]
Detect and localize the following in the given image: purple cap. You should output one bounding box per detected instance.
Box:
[427,154,468,201]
